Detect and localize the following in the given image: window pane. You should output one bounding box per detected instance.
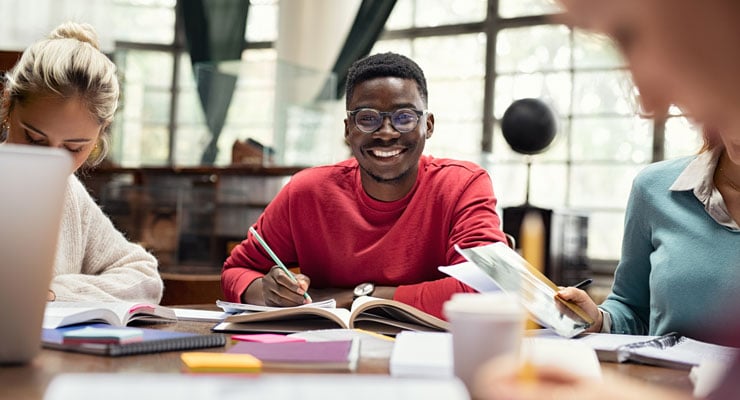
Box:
[385,0,414,30]
[569,164,644,208]
[246,0,278,42]
[572,70,635,115]
[529,163,568,208]
[112,49,173,166]
[414,34,485,79]
[113,0,176,44]
[498,0,561,18]
[426,121,482,160]
[587,211,625,260]
[494,72,572,119]
[428,80,483,121]
[573,30,625,69]
[496,26,571,74]
[372,39,413,56]
[173,125,210,165]
[485,161,529,208]
[414,0,487,27]
[664,116,703,159]
[117,49,173,88]
[571,116,652,162]
[112,122,169,166]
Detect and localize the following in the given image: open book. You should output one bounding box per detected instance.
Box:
[43,302,177,329]
[212,296,449,336]
[577,332,740,370]
[442,242,593,338]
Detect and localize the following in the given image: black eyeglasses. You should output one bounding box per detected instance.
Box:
[346,108,427,133]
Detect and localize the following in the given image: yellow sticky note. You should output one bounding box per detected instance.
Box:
[181,352,262,373]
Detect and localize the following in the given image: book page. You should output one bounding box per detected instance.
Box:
[349,296,450,334]
[438,262,503,293]
[630,338,739,368]
[216,307,353,334]
[43,302,175,329]
[576,333,740,369]
[216,299,336,313]
[454,242,592,338]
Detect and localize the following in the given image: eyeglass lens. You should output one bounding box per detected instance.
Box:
[353,109,421,133]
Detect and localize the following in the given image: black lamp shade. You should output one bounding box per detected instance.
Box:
[501,98,557,155]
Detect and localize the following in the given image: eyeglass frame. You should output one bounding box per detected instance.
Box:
[346,108,428,134]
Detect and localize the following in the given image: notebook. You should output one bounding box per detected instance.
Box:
[42,324,227,356]
[226,338,359,372]
[0,145,72,364]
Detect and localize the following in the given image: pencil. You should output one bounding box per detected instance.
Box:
[573,278,593,290]
[249,226,312,301]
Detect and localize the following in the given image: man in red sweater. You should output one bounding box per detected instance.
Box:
[222,52,506,319]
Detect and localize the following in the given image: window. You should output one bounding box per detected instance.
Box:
[106,0,703,264]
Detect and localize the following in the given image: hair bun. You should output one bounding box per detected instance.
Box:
[48,22,100,50]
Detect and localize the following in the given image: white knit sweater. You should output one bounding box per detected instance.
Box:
[50,175,163,303]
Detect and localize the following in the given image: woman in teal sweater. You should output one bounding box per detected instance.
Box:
[584,134,740,336]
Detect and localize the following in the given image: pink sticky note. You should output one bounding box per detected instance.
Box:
[231,334,306,344]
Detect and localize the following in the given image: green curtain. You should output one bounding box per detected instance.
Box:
[324,0,397,100]
[179,0,249,164]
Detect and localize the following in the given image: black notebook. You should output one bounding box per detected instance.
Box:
[42,324,227,357]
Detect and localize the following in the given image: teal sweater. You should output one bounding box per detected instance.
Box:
[601,156,740,336]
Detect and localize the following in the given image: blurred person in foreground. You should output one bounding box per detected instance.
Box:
[473,0,740,399]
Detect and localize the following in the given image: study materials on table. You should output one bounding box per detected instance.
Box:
[289,328,395,360]
[390,331,453,379]
[44,373,470,400]
[42,324,227,356]
[61,326,144,345]
[231,333,306,343]
[172,308,231,322]
[388,331,602,380]
[227,338,360,372]
[43,301,177,329]
[576,332,740,370]
[212,296,449,335]
[217,298,337,313]
[441,242,593,338]
[180,352,262,373]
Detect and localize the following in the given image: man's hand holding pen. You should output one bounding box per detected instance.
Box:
[262,265,312,307]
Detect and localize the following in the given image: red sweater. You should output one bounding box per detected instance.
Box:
[222,155,506,319]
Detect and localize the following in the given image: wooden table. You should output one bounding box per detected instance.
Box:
[0,319,693,400]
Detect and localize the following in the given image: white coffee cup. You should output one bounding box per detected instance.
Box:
[443,292,526,391]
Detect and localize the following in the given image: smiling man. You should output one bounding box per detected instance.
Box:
[222,52,506,319]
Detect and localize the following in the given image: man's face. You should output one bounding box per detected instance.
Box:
[344,77,434,201]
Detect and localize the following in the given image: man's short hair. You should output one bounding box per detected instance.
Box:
[345,52,428,107]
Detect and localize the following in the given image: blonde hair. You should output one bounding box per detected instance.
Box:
[1,22,119,167]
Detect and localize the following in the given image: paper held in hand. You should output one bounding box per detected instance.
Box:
[443,242,593,338]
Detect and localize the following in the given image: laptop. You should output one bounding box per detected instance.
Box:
[0,144,72,364]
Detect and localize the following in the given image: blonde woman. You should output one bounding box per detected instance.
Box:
[1,22,163,303]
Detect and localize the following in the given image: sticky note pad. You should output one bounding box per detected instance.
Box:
[181,352,262,373]
[62,326,144,345]
[231,334,306,344]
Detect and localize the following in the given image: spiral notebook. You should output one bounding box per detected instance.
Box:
[42,324,227,356]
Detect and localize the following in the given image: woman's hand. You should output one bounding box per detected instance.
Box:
[557,287,602,332]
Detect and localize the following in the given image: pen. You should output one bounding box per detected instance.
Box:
[573,278,593,290]
[249,226,312,301]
